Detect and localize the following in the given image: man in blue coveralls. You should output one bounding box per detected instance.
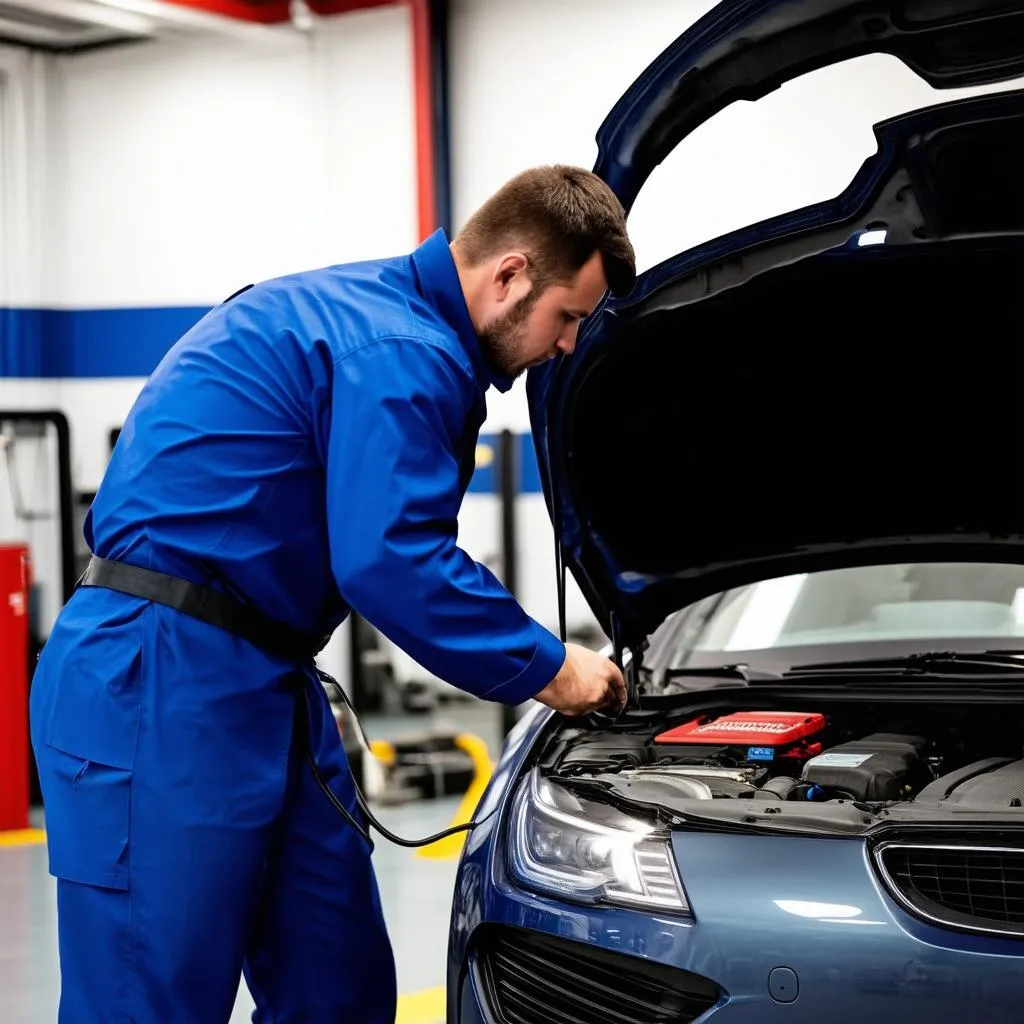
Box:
[29,164,634,1023]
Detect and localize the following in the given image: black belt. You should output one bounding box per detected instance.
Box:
[78,556,331,664]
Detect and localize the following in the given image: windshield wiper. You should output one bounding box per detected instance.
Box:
[782,650,1024,678]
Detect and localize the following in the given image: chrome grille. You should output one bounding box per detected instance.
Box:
[474,924,721,1024]
[876,842,1024,938]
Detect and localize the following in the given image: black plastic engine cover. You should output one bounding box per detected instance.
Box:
[801,733,928,802]
[918,758,1024,809]
[914,757,1016,806]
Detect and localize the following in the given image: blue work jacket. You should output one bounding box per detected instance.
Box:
[82,229,566,707]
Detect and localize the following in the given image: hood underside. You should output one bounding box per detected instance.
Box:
[528,80,1024,647]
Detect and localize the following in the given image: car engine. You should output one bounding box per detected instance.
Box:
[543,705,1024,830]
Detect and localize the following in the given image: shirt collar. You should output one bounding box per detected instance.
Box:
[410,228,516,395]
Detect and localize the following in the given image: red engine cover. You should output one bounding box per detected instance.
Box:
[655,711,826,747]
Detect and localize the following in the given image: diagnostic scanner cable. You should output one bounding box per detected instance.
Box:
[301,668,482,851]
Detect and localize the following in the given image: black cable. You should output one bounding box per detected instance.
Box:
[299,668,480,850]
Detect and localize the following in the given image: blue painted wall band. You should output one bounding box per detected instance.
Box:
[0,306,542,494]
[1,306,209,378]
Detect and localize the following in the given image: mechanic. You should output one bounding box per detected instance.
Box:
[29,164,635,1024]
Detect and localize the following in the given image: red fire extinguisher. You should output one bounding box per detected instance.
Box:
[0,544,31,832]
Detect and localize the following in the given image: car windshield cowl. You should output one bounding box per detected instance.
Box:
[643,663,778,688]
[781,650,1024,678]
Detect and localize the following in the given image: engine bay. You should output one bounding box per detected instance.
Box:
[538,702,1024,834]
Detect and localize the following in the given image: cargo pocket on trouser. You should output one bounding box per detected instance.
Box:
[40,743,132,891]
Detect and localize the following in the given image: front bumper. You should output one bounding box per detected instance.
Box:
[449,829,1024,1024]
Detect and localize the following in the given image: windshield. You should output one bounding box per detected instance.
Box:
[650,563,1024,674]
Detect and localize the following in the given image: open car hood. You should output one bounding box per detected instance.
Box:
[526,0,1024,651]
[593,0,1024,215]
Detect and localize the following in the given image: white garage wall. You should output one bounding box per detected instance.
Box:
[0,46,66,632]
[0,48,49,306]
[56,19,415,308]
[449,0,1022,640]
[52,4,417,493]
[0,8,417,654]
[8,9,417,493]
[0,45,57,405]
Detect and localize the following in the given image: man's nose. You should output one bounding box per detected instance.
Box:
[557,325,579,355]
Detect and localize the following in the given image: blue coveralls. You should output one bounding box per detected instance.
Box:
[29,229,567,1023]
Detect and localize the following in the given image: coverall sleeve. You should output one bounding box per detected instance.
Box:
[325,336,566,705]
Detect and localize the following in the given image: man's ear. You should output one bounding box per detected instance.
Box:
[492,252,530,298]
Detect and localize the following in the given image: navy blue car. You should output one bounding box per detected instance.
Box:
[446,1,1024,1021]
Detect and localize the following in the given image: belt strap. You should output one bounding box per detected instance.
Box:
[78,556,330,663]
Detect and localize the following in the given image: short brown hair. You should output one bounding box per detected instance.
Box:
[453,165,636,298]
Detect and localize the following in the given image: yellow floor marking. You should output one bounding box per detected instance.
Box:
[0,828,47,848]
[370,739,396,766]
[395,985,445,1024]
[417,733,494,861]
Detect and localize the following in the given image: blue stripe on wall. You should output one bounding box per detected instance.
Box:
[467,445,497,494]
[0,306,545,495]
[518,432,542,495]
[0,306,210,378]
[469,433,542,495]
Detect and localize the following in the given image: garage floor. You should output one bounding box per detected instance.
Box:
[1,700,503,1024]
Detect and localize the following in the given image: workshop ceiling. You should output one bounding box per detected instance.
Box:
[0,1,134,51]
[0,0,395,54]
[159,1,396,22]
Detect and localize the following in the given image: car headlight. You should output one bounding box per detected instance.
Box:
[506,769,690,915]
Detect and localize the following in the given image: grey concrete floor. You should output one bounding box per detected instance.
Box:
[0,697,506,1023]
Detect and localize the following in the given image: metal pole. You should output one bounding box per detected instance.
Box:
[499,429,519,737]
[429,0,452,238]
[348,612,367,713]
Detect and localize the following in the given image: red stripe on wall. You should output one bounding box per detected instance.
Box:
[410,0,436,241]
